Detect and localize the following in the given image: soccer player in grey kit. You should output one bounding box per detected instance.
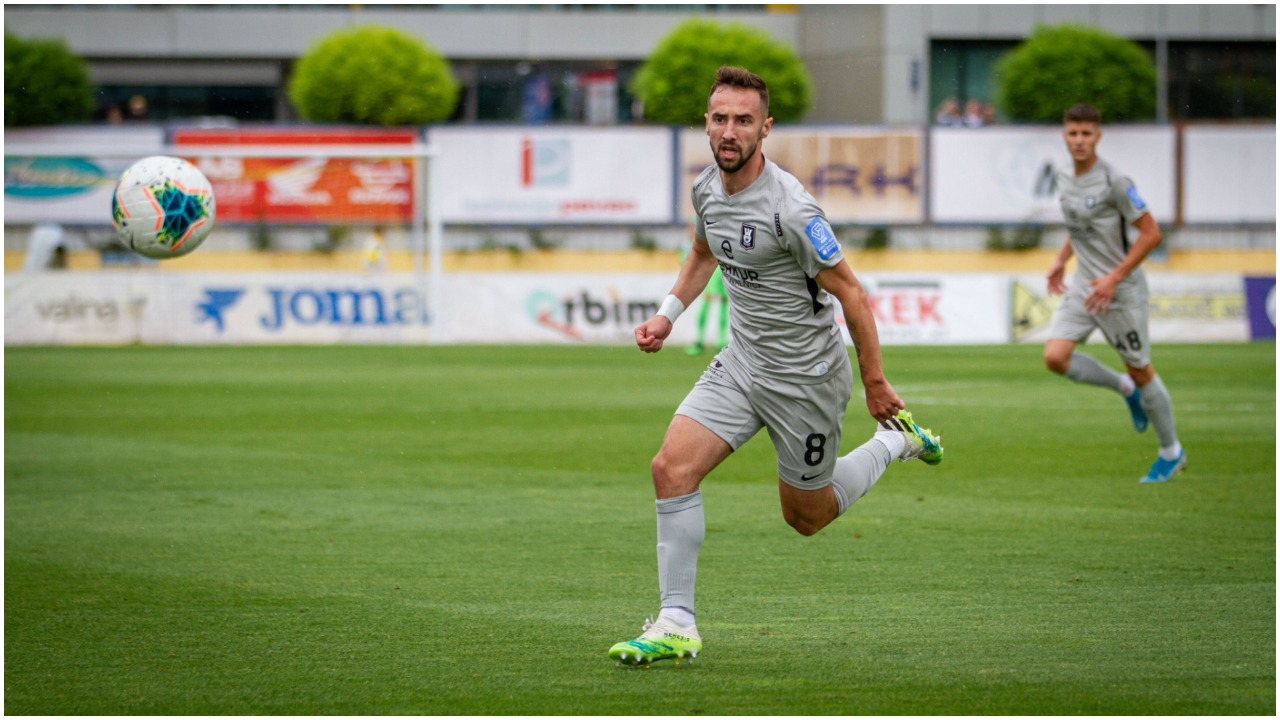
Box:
[1044,103,1185,484]
[608,66,944,666]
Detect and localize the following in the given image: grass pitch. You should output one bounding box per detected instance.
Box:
[5,343,1275,715]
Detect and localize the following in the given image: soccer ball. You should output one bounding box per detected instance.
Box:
[111,155,216,259]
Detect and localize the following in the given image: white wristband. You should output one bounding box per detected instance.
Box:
[656,294,685,324]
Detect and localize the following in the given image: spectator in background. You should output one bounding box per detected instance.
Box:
[934,97,963,126]
[963,99,987,127]
[981,102,997,126]
[127,95,149,121]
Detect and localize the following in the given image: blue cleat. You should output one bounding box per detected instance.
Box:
[1141,449,1186,483]
[1125,388,1148,432]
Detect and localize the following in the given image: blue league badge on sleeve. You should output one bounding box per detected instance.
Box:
[805,217,840,260]
[1126,184,1147,211]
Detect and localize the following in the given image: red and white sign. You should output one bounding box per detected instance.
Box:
[838,274,1010,345]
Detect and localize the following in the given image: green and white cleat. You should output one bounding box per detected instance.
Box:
[608,617,702,667]
[881,409,944,465]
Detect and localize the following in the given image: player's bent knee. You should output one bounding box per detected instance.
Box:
[650,451,699,497]
[1044,352,1070,375]
[1127,364,1155,386]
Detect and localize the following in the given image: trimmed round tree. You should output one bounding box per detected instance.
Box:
[5,33,95,127]
[288,26,459,125]
[632,19,813,125]
[995,24,1157,123]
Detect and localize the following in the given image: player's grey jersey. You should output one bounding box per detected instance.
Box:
[691,158,848,383]
[1056,158,1150,296]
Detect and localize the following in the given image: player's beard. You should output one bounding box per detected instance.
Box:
[713,138,757,174]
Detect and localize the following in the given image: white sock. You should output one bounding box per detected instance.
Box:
[1159,442,1183,461]
[655,491,703,617]
[1118,374,1136,397]
[1139,374,1180,449]
[873,430,906,459]
[831,438,895,515]
[658,606,696,628]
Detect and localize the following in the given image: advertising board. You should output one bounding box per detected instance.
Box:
[4,126,165,225]
[679,127,924,225]
[929,126,1175,225]
[171,128,420,224]
[1182,126,1277,224]
[6,271,1011,347]
[428,127,675,224]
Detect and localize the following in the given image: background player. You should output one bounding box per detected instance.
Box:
[609,66,943,667]
[1044,103,1185,484]
[686,249,729,356]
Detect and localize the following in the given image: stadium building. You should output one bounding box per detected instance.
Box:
[4,5,1274,265]
[4,4,1274,125]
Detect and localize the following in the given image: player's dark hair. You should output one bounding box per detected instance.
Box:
[708,66,769,114]
[1064,103,1101,124]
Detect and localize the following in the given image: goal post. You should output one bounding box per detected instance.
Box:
[176,144,445,344]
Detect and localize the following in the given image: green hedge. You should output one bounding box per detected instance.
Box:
[631,19,813,126]
[288,26,459,126]
[5,32,95,127]
[996,24,1157,123]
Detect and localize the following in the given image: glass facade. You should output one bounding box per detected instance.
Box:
[94,85,278,123]
[1167,41,1276,120]
[930,38,1277,124]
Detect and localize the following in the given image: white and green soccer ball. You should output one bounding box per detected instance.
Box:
[111,155,216,259]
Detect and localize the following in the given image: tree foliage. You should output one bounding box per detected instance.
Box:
[5,32,95,127]
[995,24,1157,123]
[632,19,813,126]
[287,26,459,126]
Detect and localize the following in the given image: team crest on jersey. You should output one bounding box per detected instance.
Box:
[1085,195,1097,209]
[740,224,756,250]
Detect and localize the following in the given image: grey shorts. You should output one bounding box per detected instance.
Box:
[1048,283,1151,368]
[675,348,853,490]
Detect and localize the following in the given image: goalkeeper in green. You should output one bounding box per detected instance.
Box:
[686,264,728,356]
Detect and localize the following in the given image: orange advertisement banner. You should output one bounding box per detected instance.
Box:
[172,129,418,224]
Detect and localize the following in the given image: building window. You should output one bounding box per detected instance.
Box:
[928,40,1016,124]
[1167,41,1275,120]
[96,85,277,123]
[932,37,1276,124]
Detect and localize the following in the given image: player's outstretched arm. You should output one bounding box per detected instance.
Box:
[815,263,904,422]
[635,237,719,354]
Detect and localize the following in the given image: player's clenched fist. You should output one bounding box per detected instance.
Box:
[635,317,672,353]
